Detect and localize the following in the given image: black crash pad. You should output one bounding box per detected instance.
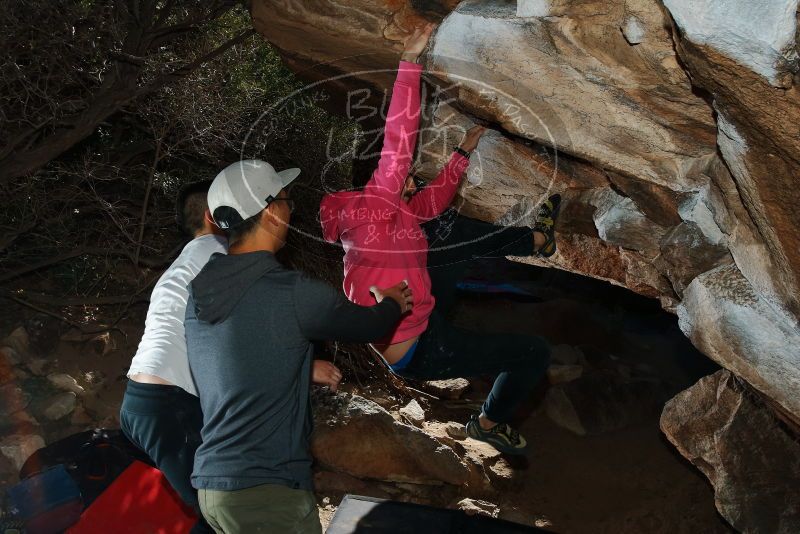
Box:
[326,495,548,533]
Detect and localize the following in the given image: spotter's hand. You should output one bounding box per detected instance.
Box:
[370,280,414,313]
[312,360,342,392]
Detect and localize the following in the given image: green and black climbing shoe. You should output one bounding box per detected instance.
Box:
[466,415,528,455]
[533,193,561,258]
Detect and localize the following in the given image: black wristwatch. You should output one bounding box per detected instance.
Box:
[454,147,471,159]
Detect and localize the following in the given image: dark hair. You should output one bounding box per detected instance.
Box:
[226,210,262,246]
[176,180,213,236]
[351,152,380,189]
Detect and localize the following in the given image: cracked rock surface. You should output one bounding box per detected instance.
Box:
[252,0,800,528]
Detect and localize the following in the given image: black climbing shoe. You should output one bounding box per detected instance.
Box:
[533,193,561,258]
[466,415,528,455]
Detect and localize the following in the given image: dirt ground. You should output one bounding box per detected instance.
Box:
[419,399,732,533]
[311,381,732,533]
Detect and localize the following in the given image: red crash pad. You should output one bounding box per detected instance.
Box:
[67,460,197,534]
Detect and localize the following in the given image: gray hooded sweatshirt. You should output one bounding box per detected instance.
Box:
[185,251,400,492]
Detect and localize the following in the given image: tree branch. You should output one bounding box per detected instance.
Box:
[0,240,186,284]
[4,294,91,330]
[4,290,151,307]
[0,10,250,184]
[140,29,255,95]
[133,136,163,264]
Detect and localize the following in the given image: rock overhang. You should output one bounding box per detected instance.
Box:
[250,0,800,428]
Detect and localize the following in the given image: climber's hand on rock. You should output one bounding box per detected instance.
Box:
[459,125,487,153]
[401,23,436,63]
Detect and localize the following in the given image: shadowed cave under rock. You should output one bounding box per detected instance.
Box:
[310,255,732,532]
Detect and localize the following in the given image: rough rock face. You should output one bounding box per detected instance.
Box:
[414,100,727,308]
[251,0,800,412]
[250,0,459,110]
[252,0,800,526]
[679,265,800,421]
[429,0,718,188]
[662,0,800,420]
[661,370,800,533]
[311,390,469,486]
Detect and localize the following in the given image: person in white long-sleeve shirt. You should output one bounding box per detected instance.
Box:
[121,180,227,533]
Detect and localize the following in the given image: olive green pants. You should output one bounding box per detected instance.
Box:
[198,484,321,534]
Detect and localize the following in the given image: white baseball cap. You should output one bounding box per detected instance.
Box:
[208,159,300,229]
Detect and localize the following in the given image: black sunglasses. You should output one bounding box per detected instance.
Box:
[270,196,295,213]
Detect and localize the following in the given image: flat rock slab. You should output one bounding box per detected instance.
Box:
[420,378,470,400]
[42,392,77,421]
[679,264,800,423]
[457,498,500,518]
[0,434,44,472]
[311,390,468,486]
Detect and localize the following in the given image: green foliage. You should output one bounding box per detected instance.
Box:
[0,5,359,318]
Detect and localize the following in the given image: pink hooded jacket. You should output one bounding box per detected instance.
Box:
[319,61,469,344]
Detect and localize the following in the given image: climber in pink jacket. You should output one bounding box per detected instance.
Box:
[320,23,560,455]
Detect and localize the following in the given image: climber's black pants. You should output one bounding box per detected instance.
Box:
[120,381,214,534]
[395,212,551,423]
[397,310,551,423]
[425,210,538,315]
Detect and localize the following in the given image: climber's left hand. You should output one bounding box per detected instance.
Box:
[401,23,436,63]
[459,125,487,153]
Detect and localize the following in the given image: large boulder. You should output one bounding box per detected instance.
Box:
[250,0,800,426]
[427,0,717,188]
[419,378,470,399]
[661,370,800,533]
[413,99,721,306]
[661,0,800,318]
[311,390,469,486]
[679,265,800,421]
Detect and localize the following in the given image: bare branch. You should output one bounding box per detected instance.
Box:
[133,136,163,265]
[140,29,256,95]
[0,2,248,184]
[0,241,186,284]
[4,290,151,307]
